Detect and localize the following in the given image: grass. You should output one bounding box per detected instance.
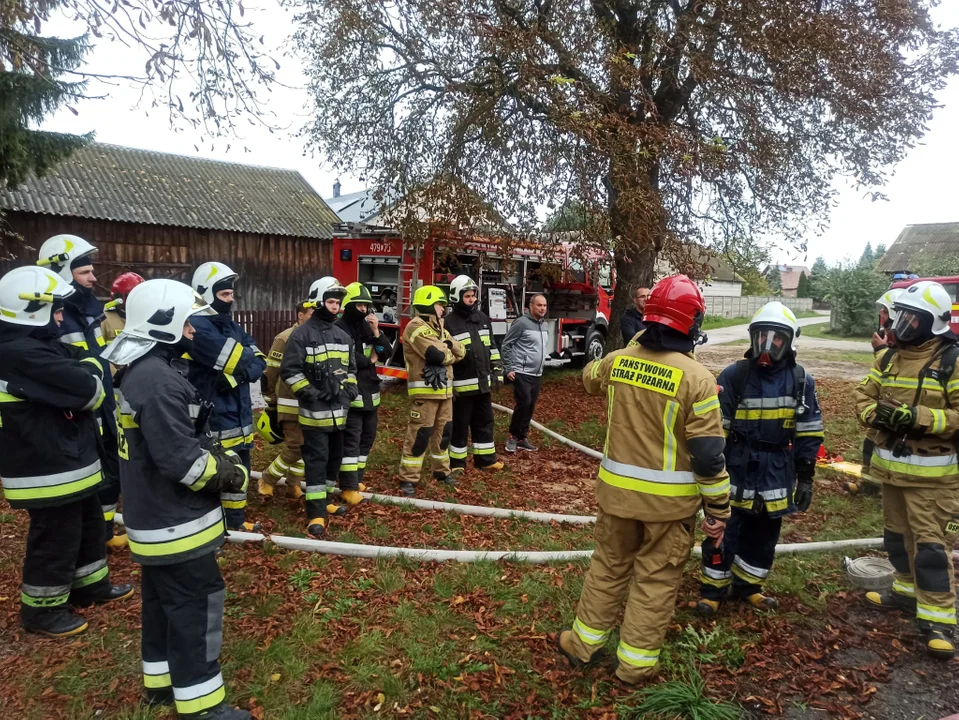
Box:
[800,322,873,341]
[617,665,743,719]
[702,310,821,331]
[800,350,876,364]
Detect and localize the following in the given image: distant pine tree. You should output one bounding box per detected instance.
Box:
[1,6,93,189]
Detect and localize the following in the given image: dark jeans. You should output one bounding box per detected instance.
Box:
[509,373,542,440]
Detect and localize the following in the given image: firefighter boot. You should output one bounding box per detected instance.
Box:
[145,687,175,707]
[743,593,778,611]
[865,590,917,613]
[434,470,459,487]
[478,460,504,472]
[341,490,364,507]
[556,630,606,668]
[21,607,88,638]
[257,477,275,498]
[695,598,721,617]
[237,521,262,533]
[197,704,253,719]
[926,629,956,660]
[326,502,348,516]
[400,481,416,497]
[106,533,129,551]
[307,517,326,538]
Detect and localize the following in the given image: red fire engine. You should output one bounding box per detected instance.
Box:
[890,275,959,334]
[331,223,613,378]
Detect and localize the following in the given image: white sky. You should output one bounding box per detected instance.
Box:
[38,3,959,268]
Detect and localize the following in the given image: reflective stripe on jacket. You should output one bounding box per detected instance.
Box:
[583,346,731,523]
[402,314,465,399]
[856,338,959,489]
[445,306,502,396]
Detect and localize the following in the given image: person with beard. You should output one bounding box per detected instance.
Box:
[103,279,251,718]
[280,277,358,537]
[37,235,126,551]
[333,282,393,509]
[188,262,266,532]
[0,266,133,638]
[557,275,729,685]
[696,302,823,617]
[102,272,145,349]
[444,275,504,473]
[856,281,959,660]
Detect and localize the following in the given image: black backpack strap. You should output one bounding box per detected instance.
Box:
[729,359,751,412]
[792,363,807,417]
[937,343,959,410]
[878,346,898,373]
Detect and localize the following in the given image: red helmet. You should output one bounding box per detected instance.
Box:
[110,272,145,305]
[643,274,706,337]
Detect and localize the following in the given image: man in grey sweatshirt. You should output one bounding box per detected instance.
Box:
[501,293,549,452]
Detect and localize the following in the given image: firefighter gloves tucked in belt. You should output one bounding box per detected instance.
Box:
[874,398,917,431]
[423,364,447,390]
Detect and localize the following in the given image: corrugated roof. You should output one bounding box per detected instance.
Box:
[876,223,959,273]
[0,143,338,239]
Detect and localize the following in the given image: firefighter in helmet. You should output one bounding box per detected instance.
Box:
[397,285,466,496]
[335,282,394,506]
[444,275,504,472]
[279,277,358,537]
[697,302,824,615]
[102,272,145,346]
[257,299,313,501]
[188,262,266,532]
[557,275,730,685]
[856,281,959,660]
[0,266,133,638]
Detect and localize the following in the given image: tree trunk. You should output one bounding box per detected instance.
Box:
[607,243,657,351]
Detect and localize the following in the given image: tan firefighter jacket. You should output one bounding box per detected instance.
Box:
[403,313,465,399]
[583,345,731,523]
[264,325,299,420]
[856,338,959,490]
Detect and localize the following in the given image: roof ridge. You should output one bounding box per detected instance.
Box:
[82,141,307,177]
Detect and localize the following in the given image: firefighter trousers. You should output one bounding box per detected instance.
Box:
[398,397,453,483]
[882,484,958,631]
[699,506,782,601]
[141,552,228,717]
[302,426,343,522]
[263,420,305,491]
[98,428,122,542]
[340,409,378,491]
[221,447,250,530]
[450,393,498,469]
[21,493,112,625]
[566,510,695,684]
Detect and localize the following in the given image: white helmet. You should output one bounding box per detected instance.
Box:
[37,234,98,283]
[892,281,953,343]
[749,301,800,364]
[0,266,75,327]
[192,262,238,304]
[449,275,479,305]
[103,279,216,366]
[876,288,903,328]
[307,276,347,306]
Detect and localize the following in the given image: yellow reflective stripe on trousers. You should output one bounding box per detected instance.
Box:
[929,409,947,434]
[598,457,698,497]
[617,641,660,668]
[662,400,678,472]
[126,507,224,558]
[872,448,959,478]
[143,660,172,689]
[692,395,720,416]
[573,617,609,646]
[917,603,957,625]
[174,674,226,715]
[892,579,915,597]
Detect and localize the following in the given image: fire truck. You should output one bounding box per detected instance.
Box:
[330,223,613,378]
[890,275,959,334]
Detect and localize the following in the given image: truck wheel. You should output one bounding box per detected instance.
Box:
[572,329,605,367]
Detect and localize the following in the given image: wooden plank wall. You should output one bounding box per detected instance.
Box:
[1,211,332,311]
[234,309,297,351]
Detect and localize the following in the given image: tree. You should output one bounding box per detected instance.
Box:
[766,266,782,295]
[858,242,875,268]
[1,4,93,189]
[809,256,830,302]
[740,267,771,297]
[544,201,594,232]
[295,0,959,343]
[826,263,889,337]
[796,272,812,299]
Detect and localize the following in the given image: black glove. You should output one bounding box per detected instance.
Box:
[873,400,917,431]
[444,339,454,351]
[423,364,448,390]
[341,376,360,402]
[313,366,341,403]
[215,373,237,393]
[424,345,446,366]
[206,447,248,494]
[793,459,815,512]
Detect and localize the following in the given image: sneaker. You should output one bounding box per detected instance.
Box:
[517,439,538,452]
[505,437,518,453]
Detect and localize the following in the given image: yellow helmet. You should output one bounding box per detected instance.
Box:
[343,282,374,308]
[413,285,447,310]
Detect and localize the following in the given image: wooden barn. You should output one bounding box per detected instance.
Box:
[0,143,337,346]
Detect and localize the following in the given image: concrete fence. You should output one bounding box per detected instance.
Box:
[704,296,814,319]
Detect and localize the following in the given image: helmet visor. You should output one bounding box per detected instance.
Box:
[190,292,217,317]
[750,326,791,362]
[891,308,931,345]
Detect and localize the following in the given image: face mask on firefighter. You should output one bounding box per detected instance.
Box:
[891,309,933,346]
[751,326,791,365]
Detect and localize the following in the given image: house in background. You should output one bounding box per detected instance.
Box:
[0,143,339,345]
[655,249,744,297]
[876,222,959,275]
[766,264,810,298]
